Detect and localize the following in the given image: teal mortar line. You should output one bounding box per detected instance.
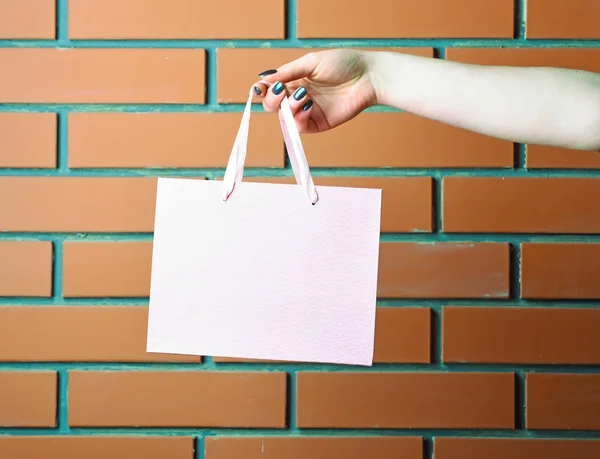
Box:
[56,0,68,44]
[57,110,68,171]
[286,0,297,40]
[509,244,523,300]
[57,370,69,432]
[423,438,433,459]
[515,0,527,39]
[288,371,297,430]
[2,427,600,439]
[0,104,402,112]
[514,144,527,168]
[195,437,204,459]
[0,299,599,308]
[4,232,600,242]
[430,309,441,364]
[4,168,600,177]
[0,104,249,112]
[515,371,526,430]
[52,240,63,298]
[1,39,599,48]
[205,48,216,105]
[1,361,599,373]
[432,178,442,233]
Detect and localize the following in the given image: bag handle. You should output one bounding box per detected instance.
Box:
[222,81,319,205]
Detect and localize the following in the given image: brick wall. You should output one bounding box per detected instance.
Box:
[0,0,599,458]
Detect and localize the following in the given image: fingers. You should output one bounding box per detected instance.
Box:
[252,82,267,98]
[256,83,315,132]
[254,51,319,111]
[286,85,314,133]
[261,81,288,112]
[288,86,308,113]
[257,52,319,84]
[293,98,314,133]
[253,77,316,133]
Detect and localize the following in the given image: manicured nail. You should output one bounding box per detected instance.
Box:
[272,81,285,95]
[258,69,277,77]
[302,99,313,111]
[293,86,307,101]
[253,86,261,95]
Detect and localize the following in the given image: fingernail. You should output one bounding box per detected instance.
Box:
[302,99,313,111]
[258,69,277,77]
[293,86,307,101]
[253,86,261,95]
[272,81,284,95]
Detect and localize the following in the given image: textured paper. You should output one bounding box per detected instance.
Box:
[147,178,382,365]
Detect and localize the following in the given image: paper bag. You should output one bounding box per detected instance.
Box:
[147,84,382,366]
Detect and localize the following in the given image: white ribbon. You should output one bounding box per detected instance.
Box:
[222,82,319,205]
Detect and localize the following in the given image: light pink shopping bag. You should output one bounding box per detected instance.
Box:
[147,84,382,365]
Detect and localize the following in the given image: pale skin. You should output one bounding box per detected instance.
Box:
[254,49,600,151]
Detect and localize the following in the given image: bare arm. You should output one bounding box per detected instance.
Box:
[368,51,600,151]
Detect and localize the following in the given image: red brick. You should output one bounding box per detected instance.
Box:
[443,307,600,364]
[528,0,600,39]
[217,48,434,103]
[378,243,509,298]
[435,438,600,459]
[0,178,159,232]
[527,373,600,430]
[68,371,286,427]
[300,113,511,168]
[373,307,431,363]
[527,145,600,169]
[0,372,56,427]
[0,113,56,168]
[63,242,151,297]
[447,48,600,74]
[0,307,199,363]
[0,241,52,297]
[521,243,600,299]
[232,176,432,233]
[0,0,55,39]
[0,437,194,459]
[69,113,282,168]
[296,372,514,428]
[297,0,513,38]
[69,0,284,39]
[0,49,205,103]
[205,437,423,459]
[443,177,600,233]
[215,306,431,363]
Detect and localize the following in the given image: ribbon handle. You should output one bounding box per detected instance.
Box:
[222,82,319,205]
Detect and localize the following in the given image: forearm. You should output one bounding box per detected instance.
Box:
[367,51,600,151]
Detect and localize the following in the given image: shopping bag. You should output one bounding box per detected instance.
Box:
[147,84,382,365]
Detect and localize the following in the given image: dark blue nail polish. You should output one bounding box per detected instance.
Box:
[272,82,284,95]
[258,69,277,77]
[293,86,307,101]
[253,86,261,95]
[302,99,313,111]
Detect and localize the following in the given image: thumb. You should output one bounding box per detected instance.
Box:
[258,52,319,84]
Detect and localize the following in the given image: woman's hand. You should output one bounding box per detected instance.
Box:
[254,49,378,133]
[256,48,600,150]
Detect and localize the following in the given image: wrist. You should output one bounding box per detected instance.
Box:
[364,51,402,107]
